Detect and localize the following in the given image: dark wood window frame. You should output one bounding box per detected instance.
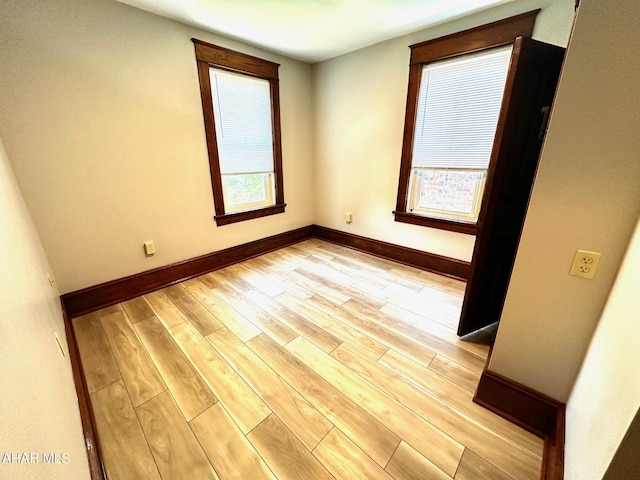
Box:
[393,10,539,235]
[192,39,286,226]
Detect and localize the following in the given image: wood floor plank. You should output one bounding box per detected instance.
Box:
[295,265,386,308]
[419,269,466,291]
[190,403,276,480]
[135,316,215,421]
[211,267,254,293]
[310,242,392,275]
[385,282,462,322]
[170,322,271,433]
[313,427,394,480]
[380,302,489,358]
[343,297,486,372]
[363,281,462,324]
[286,268,352,305]
[286,337,463,477]
[385,265,465,299]
[230,261,287,297]
[385,441,452,480]
[121,296,156,323]
[213,284,297,346]
[247,414,334,480]
[324,249,427,294]
[314,252,391,289]
[72,312,121,393]
[290,242,335,261]
[414,282,464,306]
[455,449,514,480]
[91,381,161,480]
[252,251,299,273]
[137,391,219,480]
[332,343,541,479]
[143,290,189,329]
[163,284,224,335]
[75,239,543,480]
[208,328,332,450]
[379,349,543,457]
[99,311,165,406]
[307,293,437,366]
[242,258,315,299]
[183,280,261,342]
[244,288,343,353]
[197,272,225,290]
[428,354,482,393]
[276,291,388,360]
[96,304,123,316]
[248,333,401,467]
[273,246,311,265]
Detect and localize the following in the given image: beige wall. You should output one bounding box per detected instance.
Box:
[0,0,314,293]
[311,0,575,261]
[564,214,640,479]
[490,0,640,402]
[0,136,89,479]
[0,0,574,292]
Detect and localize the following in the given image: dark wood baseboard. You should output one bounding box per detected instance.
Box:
[63,224,470,318]
[62,225,314,318]
[62,224,562,480]
[542,404,565,480]
[312,225,470,280]
[474,369,565,479]
[61,300,106,480]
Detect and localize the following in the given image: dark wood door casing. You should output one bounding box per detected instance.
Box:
[458,37,566,336]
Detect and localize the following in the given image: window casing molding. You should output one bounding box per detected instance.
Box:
[192,39,286,226]
[393,10,539,234]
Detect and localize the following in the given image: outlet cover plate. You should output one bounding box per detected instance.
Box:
[570,249,601,279]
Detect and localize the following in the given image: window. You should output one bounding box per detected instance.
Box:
[394,11,539,234]
[408,46,512,222]
[193,40,285,226]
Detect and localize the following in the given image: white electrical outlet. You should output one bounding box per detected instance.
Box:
[345,212,352,224]
[570,250,601,279]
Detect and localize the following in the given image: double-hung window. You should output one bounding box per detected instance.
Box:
[408,46,512,223]
[193,40,285,226]
[394,11,538,234]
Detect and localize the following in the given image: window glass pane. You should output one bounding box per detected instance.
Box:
[210,68,274,175]
[411,45,512,170]
[410,168,486,221]
[222,173,273,212]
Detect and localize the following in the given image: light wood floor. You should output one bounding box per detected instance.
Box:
[73,239,544,480]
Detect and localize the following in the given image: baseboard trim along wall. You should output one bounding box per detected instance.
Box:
[62,224,470,318]
[62,225,314,318]
[62,224,470,479]
[474,369,565,480]
[542,404,565,480]
[312,225,470,280]
[67,225,575,480]
[61,301,106,480]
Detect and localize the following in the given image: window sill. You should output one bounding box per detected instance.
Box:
[393,211,477,235]
[215,203,286,226]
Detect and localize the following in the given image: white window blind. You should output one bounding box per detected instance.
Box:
[411,45,512,170]
[210,68,274,175]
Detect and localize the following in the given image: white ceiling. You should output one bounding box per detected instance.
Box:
[116,0,518,63]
